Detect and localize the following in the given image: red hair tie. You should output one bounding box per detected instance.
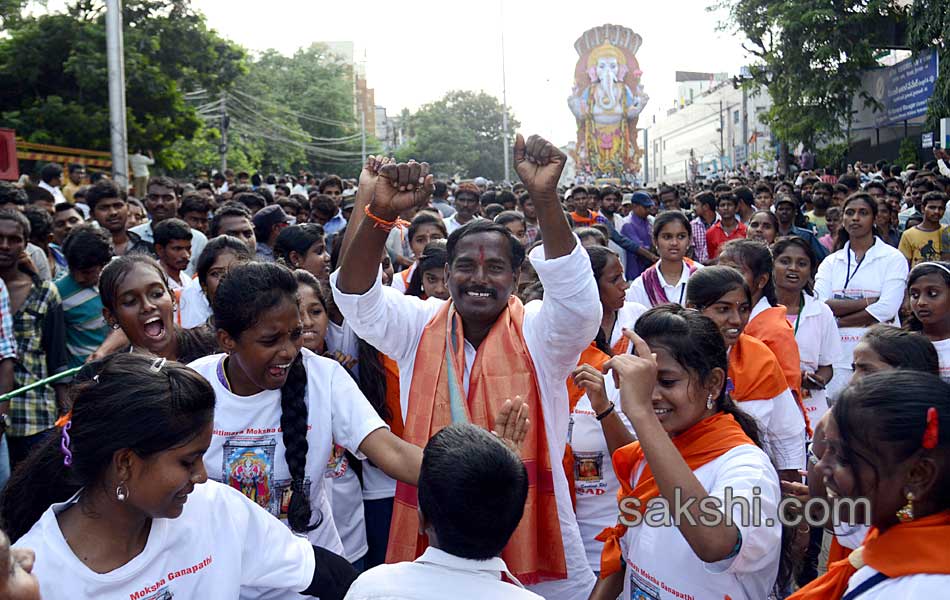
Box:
[922,407,939,450]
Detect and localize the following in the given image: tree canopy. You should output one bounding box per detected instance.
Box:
[714,0,903,155]
[1,0,376,178]
[907,0,949,129]
[0,0,245,161]
[395,90,519,181]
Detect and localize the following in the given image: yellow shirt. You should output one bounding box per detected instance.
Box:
[898,225,950,267]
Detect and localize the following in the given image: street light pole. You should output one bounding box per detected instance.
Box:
[105,0,129,190]
[500,4,510,183]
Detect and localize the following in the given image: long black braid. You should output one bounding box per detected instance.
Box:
[279,352,321,532]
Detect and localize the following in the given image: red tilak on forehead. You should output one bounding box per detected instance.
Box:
[478,245,485,265]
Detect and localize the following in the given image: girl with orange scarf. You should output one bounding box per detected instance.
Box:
[788,370,950,599]
[686,266,807,481]
[589,306,783,600]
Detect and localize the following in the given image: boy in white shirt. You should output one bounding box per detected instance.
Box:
[344,424,542,600]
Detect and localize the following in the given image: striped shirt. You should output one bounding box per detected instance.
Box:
[8,277,68,437]
[55,274,110,367]
[0,280,16,361]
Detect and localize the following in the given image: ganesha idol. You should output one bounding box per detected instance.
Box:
[567,25,648,177]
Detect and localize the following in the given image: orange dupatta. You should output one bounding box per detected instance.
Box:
[788,510,950,599]
[385,296,568,585]
[380,355,403,439]
[729,334,792,402]
[745,306,811,435]
[596,412,755,577]
[570,211,602,227]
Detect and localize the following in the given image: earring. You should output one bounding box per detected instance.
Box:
[896,491,915,523]
[116,482,129,503]
[706,394,715,410]
[112,323,120,330]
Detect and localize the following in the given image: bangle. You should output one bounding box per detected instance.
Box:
[595,404,615,421]
[363,205,409,232]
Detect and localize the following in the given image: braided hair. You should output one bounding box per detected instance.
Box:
[213,261,320,533]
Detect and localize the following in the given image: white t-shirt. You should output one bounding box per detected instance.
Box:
[180,283,212,329]
[786,292,841,429]
[627,261,703,307]
[933,338,950,383]
[16,480,315,600]
[344,547,542,600]
[326,444,368,562]
[129,152,155,178]
[331,238,602,600]
[619,445,782,600]
[844,566,950,599]
[188,349,387,554]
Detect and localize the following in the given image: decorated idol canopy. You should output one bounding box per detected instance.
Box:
[567,24,648,180]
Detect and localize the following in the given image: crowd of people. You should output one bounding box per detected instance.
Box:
[0,139,947,600]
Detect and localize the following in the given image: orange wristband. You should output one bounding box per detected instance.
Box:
[363,205,409,232]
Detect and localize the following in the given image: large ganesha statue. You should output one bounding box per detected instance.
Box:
[567,24,648,177]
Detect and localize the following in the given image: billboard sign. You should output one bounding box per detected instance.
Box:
[870,50,938,127]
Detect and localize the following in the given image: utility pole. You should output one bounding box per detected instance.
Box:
[105,0,129,190]
[219,91,228,174]
[500,1,510,182]
[741,86,748,167]
[719,99,725,170]
[360,108,367,165]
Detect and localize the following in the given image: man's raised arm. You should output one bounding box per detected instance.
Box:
[513,134,573,259]
[336,161,433,295]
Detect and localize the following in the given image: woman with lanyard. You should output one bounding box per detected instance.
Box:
[566,244,644,574]
[815,193,908,401]
[627,211,701,308]
[788,370,950,599]
[773,236,840,428]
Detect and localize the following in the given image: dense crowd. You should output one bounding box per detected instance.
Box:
[0,137,948,600]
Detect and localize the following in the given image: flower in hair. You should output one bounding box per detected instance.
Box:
[922,406,939,450]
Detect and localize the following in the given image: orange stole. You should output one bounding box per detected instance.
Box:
[569,210,602,227]
[385,296,568,585]
[381,355,403,439]
[788,511,950,600]
[745,306,811,435]
[596,412,755,577]
[827,536,850,566]
[728,334,792,402]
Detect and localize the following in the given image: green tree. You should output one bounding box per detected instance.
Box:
[398,90,519,181]
[907,1,949,129]
[0,0,245,168]
[714,1,902,162]
[233,45,373,177]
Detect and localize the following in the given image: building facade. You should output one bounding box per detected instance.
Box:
[644,74,775,185]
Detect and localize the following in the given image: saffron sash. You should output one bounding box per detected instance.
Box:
[385,296,568,585]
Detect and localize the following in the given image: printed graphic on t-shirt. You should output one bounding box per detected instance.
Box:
[629,569,660,600]
[222,435,308,519]
[573,451,606,495]
[325,443,349,479]
[138,589,173,600]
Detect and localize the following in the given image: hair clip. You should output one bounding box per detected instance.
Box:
[60,422,73,467]
[149,357,168,373]
[922,406,939,450]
